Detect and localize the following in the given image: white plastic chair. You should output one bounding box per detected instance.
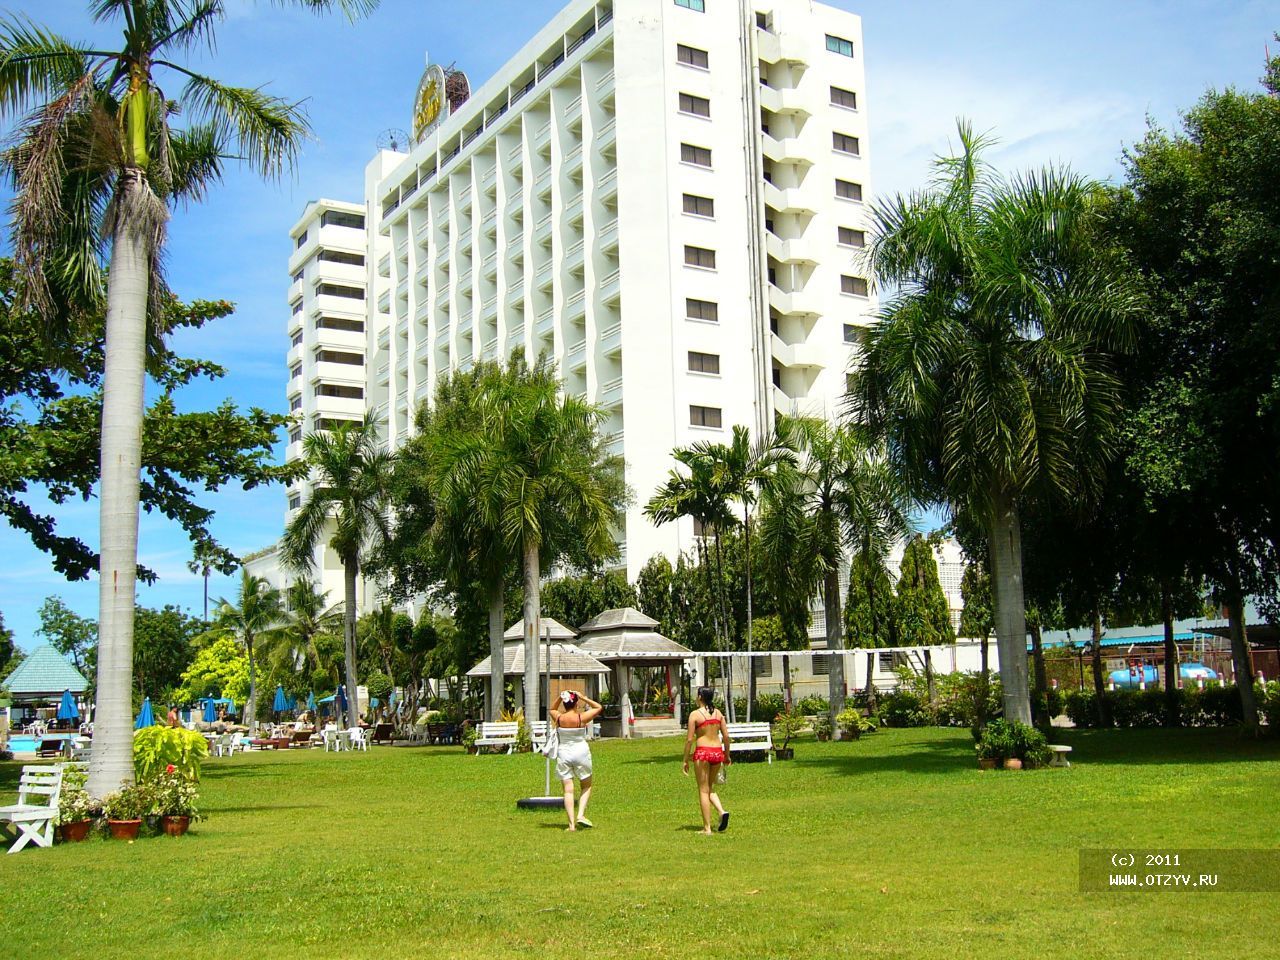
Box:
[322,726,341,752]
[213,733,232,757]
[347,727,369,752]
[0,766,63,853]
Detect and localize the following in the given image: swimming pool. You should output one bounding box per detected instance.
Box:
[3,734,74,754]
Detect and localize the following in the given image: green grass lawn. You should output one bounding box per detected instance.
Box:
[2,728,1278,959]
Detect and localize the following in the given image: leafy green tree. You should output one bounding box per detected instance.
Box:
[282,419,394,730]
[35,596,97,674]
[850,121,1143,725]
[133,603,202,701]
[212,571,282,727]
[540,570,637,632]
[896,535,954,647]
[844,552,897,708]
[260,578,342,686]
[174,635,248,706]
[435,359,626,722]
[959,555,994,729]
[0,0,376,797]
[0,610,17,681]
[636,555,677,636]
[1104,53,1280,731]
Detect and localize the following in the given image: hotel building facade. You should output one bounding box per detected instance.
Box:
[253,0,876,606]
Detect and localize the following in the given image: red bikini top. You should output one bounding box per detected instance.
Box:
[696,716,721,728]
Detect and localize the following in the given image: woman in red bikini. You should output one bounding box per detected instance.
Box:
[682,685,731,834]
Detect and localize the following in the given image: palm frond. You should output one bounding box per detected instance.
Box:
[172,70,308,180]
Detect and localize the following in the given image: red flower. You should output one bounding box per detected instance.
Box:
[166,764,176,774]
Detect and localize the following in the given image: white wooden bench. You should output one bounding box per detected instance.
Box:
[529,720,548,751]
[726,722,773,764]
[1048,744,1072,768]
[0,765,63,853]
[474,721,519,754]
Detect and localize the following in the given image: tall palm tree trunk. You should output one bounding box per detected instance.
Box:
[744,506,754,721]
[1223,577,1258,732]
[343,556,360,729]
[488,584,504,722]
[1161,584,1179,727]
[88,174,153,798]
[522,539,541,724]
[1090,610,1110,727]
[988,493,1032,724]
[713,530,735,722]
[1030,622,1048,731]
[246,636,257,731]
[824,567,846,732]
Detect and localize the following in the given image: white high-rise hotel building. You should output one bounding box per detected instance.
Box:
[260,0,875,603]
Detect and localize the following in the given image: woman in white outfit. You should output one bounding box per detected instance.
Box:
[549,690,603,831]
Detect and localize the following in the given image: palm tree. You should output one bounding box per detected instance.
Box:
[212,570,283,730]
[759,416,913,730]
[438,360,624,724]
[282,419,394,730]
[0,0,376,797]
[258,578,341,682]
[848,121,1141,724]
[697,425,791,719]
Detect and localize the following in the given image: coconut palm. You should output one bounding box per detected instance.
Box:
[0,0,376,796]
[847,121,1141,724]
[759,416,913,729]
[437,360,625,724]
[282,419,394,730]
[258,578,341,681]
[212,570,283,730]
[684,426,792,718]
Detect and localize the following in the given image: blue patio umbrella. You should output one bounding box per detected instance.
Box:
[287,693,298,712]
[336,685,348,713]
[272,685,288,714]
[134,697,156,730]
[57,689,79,722]
[306,691,317,712]
[202,699,217,723]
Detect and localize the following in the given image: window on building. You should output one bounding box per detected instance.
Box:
[315,417,362,431]
[835,178,863,201]
[318,249,365,267]
[317,383,364,399]
[843,323,859,344]
[830,85,858,109]
[317,316,365,333]
[841,275,869,297]
[755,11,772,31]
[291,331,303,347]
[686,297,719,322]
[753,656,773,678]
[877,651,894,673]
[288,426,302,443]
[825,34,854,57]
[682,193,715,217]
[292,270,304,283]
[679,93,711,118]
[812,653,832,676]
[684,245,716,269]
[318,283,364,300]
[316,350,364,366]
[291,301,303,317]
[689,404,722,428]
[680,142,712,167]
[290,397,302,411]
[675,0,705,11]
[688,350,720,374]
[838,226,866,247]
[677,43,709,68]
[295,232,307,248]
[833,132,860,155]
[289,364,301,379]
[288,495,301,510]
[321,210,365,229]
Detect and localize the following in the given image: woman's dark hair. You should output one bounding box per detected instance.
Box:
[696,686,715,710]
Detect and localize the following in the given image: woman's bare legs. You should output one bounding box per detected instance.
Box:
[694,761,713,834]
[562,778,577,830]
[576,776,593,824]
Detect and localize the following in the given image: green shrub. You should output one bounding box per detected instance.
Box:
[133,726,209,782]
[101,782,153,821]
[753,693,786,723]
[811,714,833,741]
[771,709,806,749]
[976,718,1050,767]
[1260,681,1280,731]
[878,689,931,727]
[835,707,876,739]
[797,695,829,716]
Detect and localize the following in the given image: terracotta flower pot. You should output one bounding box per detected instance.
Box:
[1002,758,1023,771]
[774,747,795,760]
[59,819,93,842]
[108,819,142,840]
[978,757,998,771]
[160,815,191,837]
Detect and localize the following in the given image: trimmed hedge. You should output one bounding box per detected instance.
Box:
[1063,684,1260,728]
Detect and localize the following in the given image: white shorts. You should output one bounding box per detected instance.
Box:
[555,740,593,781]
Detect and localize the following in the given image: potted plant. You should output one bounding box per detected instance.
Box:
[811,714,833,742]
[149,765,201,836]
[771,709,805,760]
[56,763,96,842]
[101,782,152,840]
[835,707,877,741]
[462,726,478,755]
[1006,720,1051,769]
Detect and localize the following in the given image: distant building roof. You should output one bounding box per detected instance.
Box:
[3,645,88,698]
[502,617,577,641]
[467,641,609,677]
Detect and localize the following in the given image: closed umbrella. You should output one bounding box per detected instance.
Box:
[306,691,317,713]
[202,699,217,723]
[134,697,156,730]
[336,685,348,715]
[57,689,79,722]
[272,685,288,716]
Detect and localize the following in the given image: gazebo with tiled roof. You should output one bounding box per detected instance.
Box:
[4,644,88,703]
[575,607,694,739]
[467,618,609,720]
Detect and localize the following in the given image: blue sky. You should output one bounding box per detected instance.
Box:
[1,0,1275,651]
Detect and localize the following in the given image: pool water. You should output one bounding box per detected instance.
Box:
[4,734,73,754]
